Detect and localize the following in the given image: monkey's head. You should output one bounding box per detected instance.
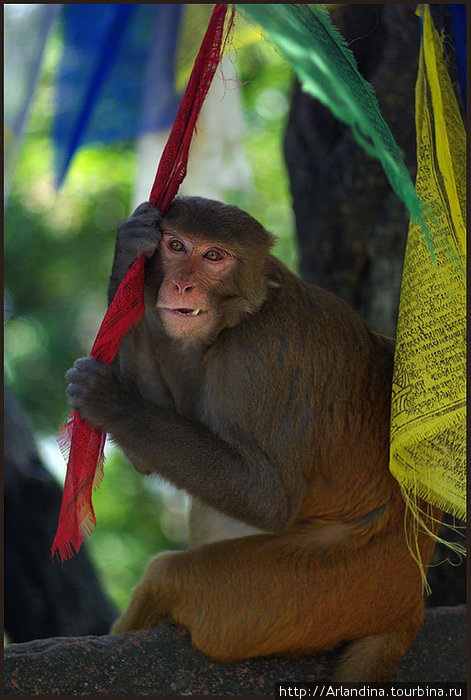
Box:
[145,197,275,343]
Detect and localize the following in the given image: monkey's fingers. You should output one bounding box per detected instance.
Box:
[132,201,161,217]
[65,358,120,429]
[117,210,162,260]
[65,376,88,410]
[66,356,105,376]
[119,231,162,258]
[124,202,162,230]
[65,358,108,399]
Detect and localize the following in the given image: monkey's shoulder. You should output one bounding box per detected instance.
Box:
[217,257,395,393]
[257,257,390,350]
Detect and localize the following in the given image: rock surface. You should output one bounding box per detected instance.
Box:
[4,605,465,695]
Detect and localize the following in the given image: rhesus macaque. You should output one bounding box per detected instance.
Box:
[66,198,439,681]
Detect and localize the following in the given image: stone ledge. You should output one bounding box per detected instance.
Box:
[3,605,465,695]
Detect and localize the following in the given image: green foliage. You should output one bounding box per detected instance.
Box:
[5,30,136,432]
[231,40,298,270]
[4,23,296,610]
[86,447,188,610]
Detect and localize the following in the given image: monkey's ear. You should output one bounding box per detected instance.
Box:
[218,297,256,329]
[217,268,271,329]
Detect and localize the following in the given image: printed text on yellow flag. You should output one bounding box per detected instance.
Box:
[389,5,466,567]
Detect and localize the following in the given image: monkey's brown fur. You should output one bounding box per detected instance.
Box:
[66,197,439,681]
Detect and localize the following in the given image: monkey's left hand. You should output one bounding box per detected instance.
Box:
[65,357,130,432]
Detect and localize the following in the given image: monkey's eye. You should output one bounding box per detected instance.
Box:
[204,249,224,262]
[169,239,185,252]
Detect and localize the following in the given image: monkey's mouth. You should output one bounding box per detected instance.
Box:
[163,307,205,317]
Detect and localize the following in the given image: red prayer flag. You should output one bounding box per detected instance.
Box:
[52,4,234,562]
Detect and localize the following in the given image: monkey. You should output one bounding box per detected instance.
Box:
[65,197,439,682]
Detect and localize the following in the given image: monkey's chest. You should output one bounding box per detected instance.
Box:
[159,359,206,423]
[170,382,203,421]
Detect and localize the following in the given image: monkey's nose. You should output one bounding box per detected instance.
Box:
[174,281,194,294]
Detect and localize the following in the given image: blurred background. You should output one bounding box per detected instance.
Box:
[4,4,465,644]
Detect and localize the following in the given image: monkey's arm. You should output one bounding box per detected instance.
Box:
[66,357,304,532]
[108,202,162,304]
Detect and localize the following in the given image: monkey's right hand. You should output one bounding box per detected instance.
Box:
[109,201,163,302]
[116,201,163,262]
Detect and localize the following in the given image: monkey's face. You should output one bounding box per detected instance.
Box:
[154,231,237,342]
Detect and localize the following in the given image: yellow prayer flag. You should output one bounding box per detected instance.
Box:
[389,5,466,571]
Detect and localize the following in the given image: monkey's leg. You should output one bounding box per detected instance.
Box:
[111,551,177,634]
[333,617,423,682]
[111,530,427,682]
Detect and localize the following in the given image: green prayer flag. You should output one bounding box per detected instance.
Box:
[239,3,433,256]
